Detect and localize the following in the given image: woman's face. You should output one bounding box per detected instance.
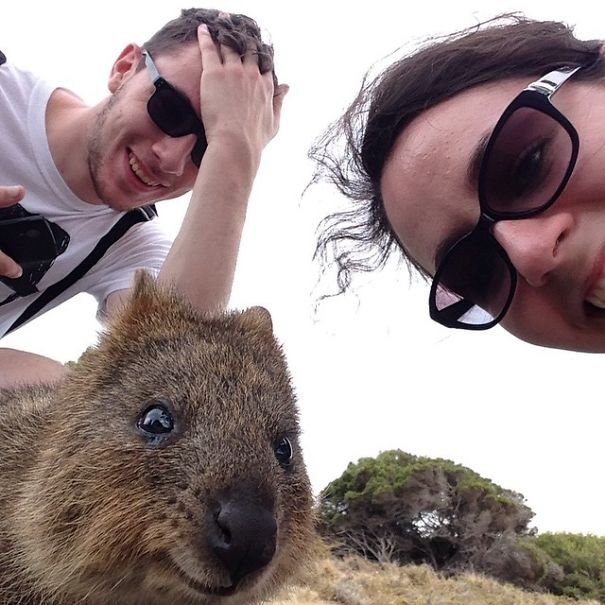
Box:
[381,75,605,352]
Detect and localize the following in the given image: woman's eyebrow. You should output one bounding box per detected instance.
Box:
[433,130,492,270]
[466,131,491,190]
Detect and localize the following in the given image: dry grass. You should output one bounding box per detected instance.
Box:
[267,555,600,605]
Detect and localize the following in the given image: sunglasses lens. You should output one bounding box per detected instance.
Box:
[148,86,199,136]
[147,85,207,167]
[482,107,574,215]
[190,131,208,168]
[431,233,513,328]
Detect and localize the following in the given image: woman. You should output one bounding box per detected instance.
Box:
[312,15,605,352]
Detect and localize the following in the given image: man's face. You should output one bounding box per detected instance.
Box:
[88,43,202,211]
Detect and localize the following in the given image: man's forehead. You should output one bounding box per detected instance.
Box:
[152,44,202,104]
[154,42,201,69]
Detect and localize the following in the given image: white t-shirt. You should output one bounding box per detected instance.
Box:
[0,60,172,336]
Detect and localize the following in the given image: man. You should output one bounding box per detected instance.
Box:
[0,8,287,387]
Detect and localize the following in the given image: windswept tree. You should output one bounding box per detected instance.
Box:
[318,449,535,574]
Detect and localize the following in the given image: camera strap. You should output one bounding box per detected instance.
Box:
[4,205,157,336]
[0,291,19,307]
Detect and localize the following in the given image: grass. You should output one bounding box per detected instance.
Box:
[267,555,601,605]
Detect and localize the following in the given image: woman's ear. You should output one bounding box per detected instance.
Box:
[108,43,142,93]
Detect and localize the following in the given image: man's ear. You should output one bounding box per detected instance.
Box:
[108,43,142,93]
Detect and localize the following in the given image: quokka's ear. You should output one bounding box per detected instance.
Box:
[106,271,167,337]
[130,270,160,306]
[239,306,274,336]
[89,271,165,363]
[121,270,163,317]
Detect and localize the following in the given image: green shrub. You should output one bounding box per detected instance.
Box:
[533,533,605,602]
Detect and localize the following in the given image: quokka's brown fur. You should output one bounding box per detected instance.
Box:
[0,272,314,605]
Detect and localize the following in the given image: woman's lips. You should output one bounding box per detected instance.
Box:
[585,245,605,309]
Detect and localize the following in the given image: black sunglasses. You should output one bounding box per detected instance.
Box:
[143,50,207,168]
[429,64,583,330]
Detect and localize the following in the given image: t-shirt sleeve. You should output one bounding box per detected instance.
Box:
[82,218,172,320]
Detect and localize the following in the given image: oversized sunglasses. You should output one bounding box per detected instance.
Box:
[429,64,583,330]
[143,50,207,167]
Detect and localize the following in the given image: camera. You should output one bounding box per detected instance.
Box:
[0,205,70,296]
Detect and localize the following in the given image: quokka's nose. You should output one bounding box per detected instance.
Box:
[208,498,277,585]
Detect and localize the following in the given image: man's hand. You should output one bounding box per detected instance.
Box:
[197,23,288,171]
[0,186,25,279]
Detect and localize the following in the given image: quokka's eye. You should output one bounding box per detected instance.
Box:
[274,437,294,468]
[137,403,174,436]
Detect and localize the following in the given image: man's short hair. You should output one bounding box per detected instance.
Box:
[143,8,276,82]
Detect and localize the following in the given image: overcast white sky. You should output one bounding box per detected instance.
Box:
[2,0,605,536]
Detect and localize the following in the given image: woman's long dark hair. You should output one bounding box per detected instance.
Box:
[310,14,604,293]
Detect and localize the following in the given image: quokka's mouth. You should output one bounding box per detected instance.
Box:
[171,561,238,597]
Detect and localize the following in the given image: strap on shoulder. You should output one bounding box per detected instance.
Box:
[3,205,157,336]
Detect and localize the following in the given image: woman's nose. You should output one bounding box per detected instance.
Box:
[152,133,197,176]
[492,212,574,287]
